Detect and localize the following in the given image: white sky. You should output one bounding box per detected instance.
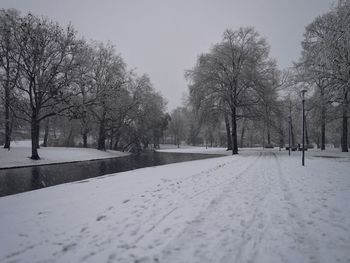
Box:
[0,0,334,110]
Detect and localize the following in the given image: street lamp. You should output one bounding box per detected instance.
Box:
[288,115,291,156]
[288,100,292,157]
[301,88,307,166]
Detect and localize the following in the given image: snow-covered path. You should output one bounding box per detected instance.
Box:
[160,152,341,263]
[0,150,349,263]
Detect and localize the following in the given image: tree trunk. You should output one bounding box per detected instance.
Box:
[249,130,253,147]
[31,116,40,160]
[144,139,149,150]
[224,113,232,150]
[34,121,40,149]
[82,132,88,148]
[279,130,284,149]
[97,116,106,150]
[321,88,326,150]
[341,91,348,152]
[240,125,245,148]
[35,122,40,149]
[65,128,74,147]
[231,107,238,154]
[53,125,57,138]
[266,107,271,145]
[113,132,121,150]
[109,138,112,150]
[3,81,11,149]
[305,116,309,146]
[321,110,326,150]
[290,117,295,147]
[43,119,50,147]
[109,136,113,150]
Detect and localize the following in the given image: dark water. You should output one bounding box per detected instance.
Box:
[0,152,223,197]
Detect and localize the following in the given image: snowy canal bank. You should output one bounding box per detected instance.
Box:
[0,152,222,197]
[0,150,349,262]
[0,141,129,169]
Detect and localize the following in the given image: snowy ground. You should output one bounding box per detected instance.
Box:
[159,144,350,159]
[0,140,129,169]
[158,144,229,155]
[0,149,350,262]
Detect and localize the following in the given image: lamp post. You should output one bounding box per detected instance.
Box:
[301,89,307,166]
[288,115,291,156]
[288,100,292,157]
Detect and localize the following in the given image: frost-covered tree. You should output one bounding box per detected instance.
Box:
[0,9,21,149]
[188,27,276,154]
[168,107,188,147]
[11,14,79,159]
[90,42,126,150]
[68,41,95,148]
[300,0,350,151]
[0,9,169,157]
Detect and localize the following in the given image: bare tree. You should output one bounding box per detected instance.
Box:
[188,27,274,154]
[300,0,350,151]
[90,42,126,150]
[168,108,187,148]
[12,14,79,159]
[0,9,21,149]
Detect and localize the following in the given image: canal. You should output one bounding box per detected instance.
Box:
[0,152,223,197]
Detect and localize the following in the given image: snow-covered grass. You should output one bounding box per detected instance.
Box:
[0,140,129,169]
[158,144,229,155]
[0,149,349,262]
[159,144,350,159]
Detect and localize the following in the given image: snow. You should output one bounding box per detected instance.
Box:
[0,140,129,169]
[158,144,230,155]
[0,149,350,262]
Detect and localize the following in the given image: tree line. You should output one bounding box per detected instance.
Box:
[167,0,349,153]
[0,9,168,159]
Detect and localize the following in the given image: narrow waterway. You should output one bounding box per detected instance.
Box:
[0,152,223,197]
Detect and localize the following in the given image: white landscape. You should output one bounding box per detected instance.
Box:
[1,0,350,262]
[0,148,349,263]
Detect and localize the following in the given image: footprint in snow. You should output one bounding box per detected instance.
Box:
[37,211,49,215]
[258,223,264,229]
[240,219,245,226]
[96,215,106,221]
[163,227,171,234]
[62,243,77,252]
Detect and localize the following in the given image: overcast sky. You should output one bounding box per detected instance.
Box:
[1,0,334,110]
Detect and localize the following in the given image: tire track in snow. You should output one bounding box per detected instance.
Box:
[158,152,268,263]
[272,152,320,263]
[59,156,254,262]
[159,151,321,263]
[124,155,260,246]
[230,152,273,263]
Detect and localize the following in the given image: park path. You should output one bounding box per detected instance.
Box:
[159,152,321,263]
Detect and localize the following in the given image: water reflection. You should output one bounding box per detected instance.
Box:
[0,152,222,197]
